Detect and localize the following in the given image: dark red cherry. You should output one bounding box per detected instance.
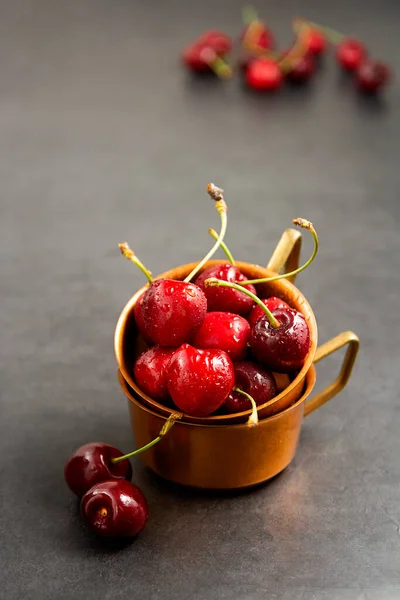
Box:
[336,38,367,71]
[355,60,391,93]
[198,30,232,55]
[134,346,176,400]
[248,297,290,328]
[224,361,277,414]
[167,343,234,416]
[64,443,132,497]
[305,29,326,55]
[246,58,283,91]
[191,312,250,362]
[286,53,316,82]
[250,307,310,372]
[141,279,207,347]
[81,480,148,538]
[195,264,256,315]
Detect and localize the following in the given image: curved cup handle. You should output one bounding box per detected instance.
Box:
[304,331,359,417]
[267,228,302,284]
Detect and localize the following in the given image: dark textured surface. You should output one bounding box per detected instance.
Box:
[1,0,399,598]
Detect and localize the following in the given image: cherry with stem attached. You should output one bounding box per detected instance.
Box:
[119,242,153,342]
[205,277,311,372]
[204,218,316,372]
[64,414,180,497]
[119,184,229,347]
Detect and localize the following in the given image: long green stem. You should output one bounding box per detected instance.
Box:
[208,228,236,266]
[111,413,180,464]
[242,5,259,26]
[244,218,318,285]
[204,278,280,328]
[184,184,228,283]
[235,387,258,427]
[295,18,345,44]
[118,242,153,283]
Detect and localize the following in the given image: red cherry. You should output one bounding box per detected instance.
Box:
[336,38,367,71]
[167,343,234,416]
[198,30,232,55]
[81,480,148,538]
[191,312,250,362]
[246,58,283,91]
[141,279,207,347]
[134,346,176,400]
[355,60,391,93]
[64,443,132,497]
[224,361,277,413]
[305,29,326,55]
[134,292,154,345]
[182,43,217,73]
[241,24,275,50]
[248,297,291,328]
[286,53,316,82]
[195,264,256,315]
[250,307,310,372]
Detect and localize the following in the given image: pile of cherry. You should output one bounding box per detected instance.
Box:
[182,13,391,94]
[64,183,317,540]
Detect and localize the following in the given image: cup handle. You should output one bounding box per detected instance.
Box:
[267,228,302,284]
[304,331,359,417]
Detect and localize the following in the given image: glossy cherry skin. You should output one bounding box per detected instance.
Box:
[246,58,283,91]
[250,307,310,372]
[336,39,367,71]
[248,297,290,328]
[182,43,217,73]
[305,29,326,55]
[64,443,132,497]
[286,53,316,82]
[191,312,250,362]
[134,292,153,345]
[224,361,277,414]
[167,344,234,416]
[195,264,256,316]
[141,279,207,347]
[134,346,176,400]
[355,60,391,93]
[81,480,148,538]
[198,30,232,55]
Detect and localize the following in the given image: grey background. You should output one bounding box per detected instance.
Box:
[1,0,399,599]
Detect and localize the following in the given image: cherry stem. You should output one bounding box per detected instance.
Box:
[278,20,312,74]
[111,413,181,464]
[204,277,280,328]
[208,228,236,266]
[209,53,233,79]
[234,387,258,427]
[242,4,259,26]
[184,184,228,283]
[294,18,345,44]
[244,219,318,285]
[118,242,153,283]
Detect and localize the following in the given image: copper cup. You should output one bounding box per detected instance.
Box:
[115,228,358,424]
[118,326,358,489]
